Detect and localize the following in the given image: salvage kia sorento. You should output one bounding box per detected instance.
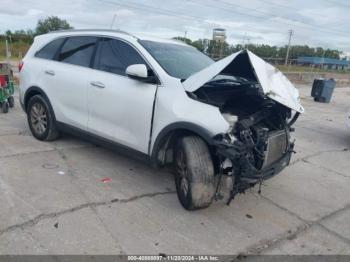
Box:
[20,29,304,210]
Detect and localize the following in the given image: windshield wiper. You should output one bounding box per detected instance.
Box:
[208,77,258,86]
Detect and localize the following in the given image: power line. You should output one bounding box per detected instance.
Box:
[101,0,296,43]
[99,0,347,48]
[323,0,350,8]
[259,0,301,12]
[213,0,350,35]
[99,0,221,26]
[102,0,350,36]
[187,0,350,38]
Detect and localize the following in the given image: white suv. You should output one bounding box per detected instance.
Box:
[20,29,304,210]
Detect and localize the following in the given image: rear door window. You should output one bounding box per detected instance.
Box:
[58,36,97,67]
[93,38,147,75]
[35,38,65,60]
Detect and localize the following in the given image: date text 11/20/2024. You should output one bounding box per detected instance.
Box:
[127,255,219,261]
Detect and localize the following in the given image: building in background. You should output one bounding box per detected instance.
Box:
[339,52,350,61]
[297,56,350,70]
[212,28,226,42]
[202,38,210,54]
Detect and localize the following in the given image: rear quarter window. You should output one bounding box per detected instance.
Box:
[35,38,65,60]
[58,36,97,67]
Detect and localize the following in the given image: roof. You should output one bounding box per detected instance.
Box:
[297,56,350,66]
[49,28,133,37]
[46,29,187,46]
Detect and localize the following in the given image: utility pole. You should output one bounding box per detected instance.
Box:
[5,39,10,64]
[184,30,187,39]
[110,14,117,29]
[242,32,247,50]
[285,29,294,66]
[321,48,326,70]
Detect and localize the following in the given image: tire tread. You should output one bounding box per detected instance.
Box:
[175,136,215,210]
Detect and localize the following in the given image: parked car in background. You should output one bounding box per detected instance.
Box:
[20,29,303,210]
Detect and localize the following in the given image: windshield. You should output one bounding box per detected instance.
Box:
[139,40,214,80]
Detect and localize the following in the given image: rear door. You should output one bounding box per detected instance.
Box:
[87,38,158,153]
[42,36,97,130]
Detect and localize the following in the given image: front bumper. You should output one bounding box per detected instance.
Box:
[215,136,294,205]
[216,142,293,184]
[239,149,292,184]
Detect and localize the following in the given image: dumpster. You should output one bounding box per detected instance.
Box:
[311,78,336,103]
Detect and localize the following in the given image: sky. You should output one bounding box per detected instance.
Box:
[0,0,349,53]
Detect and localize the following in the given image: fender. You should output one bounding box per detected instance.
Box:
[151,122,215,164]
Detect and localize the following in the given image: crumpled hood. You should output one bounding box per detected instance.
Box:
[182,50,304,113]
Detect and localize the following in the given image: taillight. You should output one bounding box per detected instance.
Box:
[19,61,24,72]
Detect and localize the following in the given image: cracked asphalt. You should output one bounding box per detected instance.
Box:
[0,85,349,255]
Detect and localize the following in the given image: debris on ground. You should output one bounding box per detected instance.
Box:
[101,177,112,183]
[42,164,59,169]
[246,214,253,219]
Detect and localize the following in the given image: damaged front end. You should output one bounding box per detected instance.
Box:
[183,50,303,204]
[213,104,299,205]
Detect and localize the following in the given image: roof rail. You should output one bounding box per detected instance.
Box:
[48,29,137,38]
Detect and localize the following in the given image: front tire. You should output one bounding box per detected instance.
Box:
[27,95,60,141]
[174,136,215,210]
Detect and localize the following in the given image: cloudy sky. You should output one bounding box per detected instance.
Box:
[1,0,349,52]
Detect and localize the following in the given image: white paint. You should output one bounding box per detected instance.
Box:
[182,50,304,113]
[20,30,302,159]
[126,64,148,79]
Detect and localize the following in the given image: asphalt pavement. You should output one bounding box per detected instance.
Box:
[0,85,349,255]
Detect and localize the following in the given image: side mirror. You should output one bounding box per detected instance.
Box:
[126,64,148,80]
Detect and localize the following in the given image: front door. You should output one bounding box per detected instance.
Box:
[87,38,158,154]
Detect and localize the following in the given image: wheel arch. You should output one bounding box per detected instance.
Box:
[151,122,216,167]
[24,86,57,123]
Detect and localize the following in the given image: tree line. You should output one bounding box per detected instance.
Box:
[0,16,343,61]
[0,16,72,58]
[174,37,342,61]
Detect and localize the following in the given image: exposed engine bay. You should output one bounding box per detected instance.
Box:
[187,73,299,205]
[181,50,304,205]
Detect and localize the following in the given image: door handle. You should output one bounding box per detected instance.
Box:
[90,81,105,88]
[45,70,55,76]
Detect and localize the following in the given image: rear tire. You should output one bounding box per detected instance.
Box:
[2,101,9,113]
[8,96,14,108]
[27,95,60,141]
[174,136,215,210]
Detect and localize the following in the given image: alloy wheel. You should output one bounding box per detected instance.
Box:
[175,150,189,196]
[30,103,47,135]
